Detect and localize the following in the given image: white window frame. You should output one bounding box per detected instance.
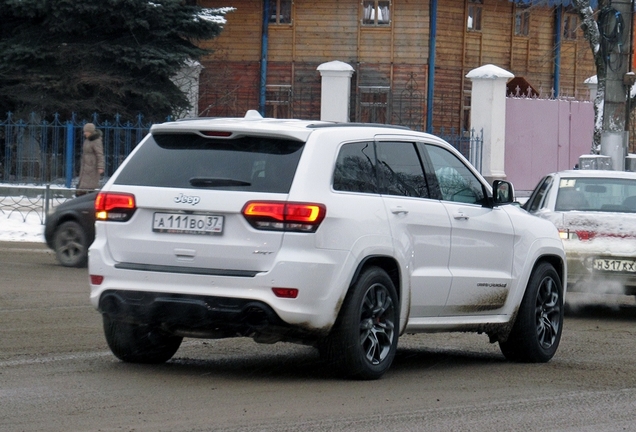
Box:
[362,0,391,27]
[269,0,292,25]
[467,0,483,32]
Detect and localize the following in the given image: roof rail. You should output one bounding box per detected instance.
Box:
[306,122,411,130]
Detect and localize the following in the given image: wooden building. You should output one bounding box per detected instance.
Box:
[197,0,597,132]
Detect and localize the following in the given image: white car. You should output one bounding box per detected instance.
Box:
[89,111,566,379]
[524,169,636,296]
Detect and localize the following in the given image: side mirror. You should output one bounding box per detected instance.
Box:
[493,180,515,205]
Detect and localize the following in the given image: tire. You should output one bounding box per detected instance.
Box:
[499,262,563,363]
[53,221,88,267]
[320,266,399,380]
[103,315,183,364]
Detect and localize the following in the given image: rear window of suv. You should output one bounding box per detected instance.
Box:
[113,133,305,193]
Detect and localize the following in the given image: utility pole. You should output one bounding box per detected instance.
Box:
[600,0,633,170]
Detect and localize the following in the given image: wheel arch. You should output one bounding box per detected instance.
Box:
[55,212,95,244]
[321,255,402,378]
[506,252,566,320]
[498,256,565,362]
[327,254,403,337]
[47,214,76,245]
[532,253,566,294]
[349,255,401,302]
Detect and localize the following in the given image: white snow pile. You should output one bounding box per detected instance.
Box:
[0,211,45,243]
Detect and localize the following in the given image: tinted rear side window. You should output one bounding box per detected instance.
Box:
[376,141,429,198]
[333,142,378,193]
[114,133,305,193]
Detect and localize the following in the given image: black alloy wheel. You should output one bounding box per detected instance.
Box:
[499,262,563,362]
[53,221,88,267]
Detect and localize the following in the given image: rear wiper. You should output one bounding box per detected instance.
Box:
[189,177,252,187]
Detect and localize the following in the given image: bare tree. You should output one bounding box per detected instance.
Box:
[572,0,608,153]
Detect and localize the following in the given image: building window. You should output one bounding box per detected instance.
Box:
[269,0,291,25]
[563,13,578,40]
[467,0,483,31]
[515,5,530,36]
[362,1,391,26]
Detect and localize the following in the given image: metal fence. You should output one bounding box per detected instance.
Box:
[0,184,73,225]
[0,112,153,186]
[436,128,483,173]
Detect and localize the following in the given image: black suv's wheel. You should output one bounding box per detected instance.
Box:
[53,221,88,267]
[103,315,183,364]
[320,266,399,380]
[499,262,563,362]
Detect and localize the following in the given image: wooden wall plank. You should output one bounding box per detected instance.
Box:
[197,0,597,129]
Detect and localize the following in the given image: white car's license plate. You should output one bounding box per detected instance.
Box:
[152,213,224,234]
[594,259,636,273]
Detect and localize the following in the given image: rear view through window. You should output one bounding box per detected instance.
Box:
[114,133,305,193]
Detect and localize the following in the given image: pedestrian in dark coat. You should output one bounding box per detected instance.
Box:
[76,123,105,196]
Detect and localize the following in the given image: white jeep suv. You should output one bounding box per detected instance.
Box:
[89,111,566,379]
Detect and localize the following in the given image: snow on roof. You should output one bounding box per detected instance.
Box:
[466,64,514,80]
[317,61,355,72]
[552,169,636,179]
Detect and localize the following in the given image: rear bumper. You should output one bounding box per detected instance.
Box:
[98,289,310,342]
[88,239,352,339]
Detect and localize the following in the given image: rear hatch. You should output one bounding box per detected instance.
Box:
[101,131,307,273]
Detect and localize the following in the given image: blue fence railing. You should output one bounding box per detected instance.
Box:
[0,112,154,186]
[1,112,483,187]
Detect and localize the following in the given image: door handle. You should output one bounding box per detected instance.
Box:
[453,212,469,220]
[390,206,409,215]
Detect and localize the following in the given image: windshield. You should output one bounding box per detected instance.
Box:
[555,177,636,213]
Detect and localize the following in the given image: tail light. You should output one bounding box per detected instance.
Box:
[559,229,595,241]
[272,288,299,298]
[201,131,233,137]
[560,229,636,241]
[242,201,326,232]
[95,192,136,222]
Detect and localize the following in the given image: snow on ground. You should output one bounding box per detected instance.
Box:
[0,211,45,243]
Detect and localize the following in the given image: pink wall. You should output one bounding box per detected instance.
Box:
[505,98,594,192]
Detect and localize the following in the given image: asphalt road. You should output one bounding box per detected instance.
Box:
[1,241,636,432]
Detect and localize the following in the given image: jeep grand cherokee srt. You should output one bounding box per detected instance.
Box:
[88,110,567,380]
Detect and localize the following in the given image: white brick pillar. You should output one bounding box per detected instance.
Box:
[466,64,514,183]
[317,61,354,122]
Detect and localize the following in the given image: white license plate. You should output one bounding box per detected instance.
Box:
[152,213,224,235]
[594,259,636,273]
